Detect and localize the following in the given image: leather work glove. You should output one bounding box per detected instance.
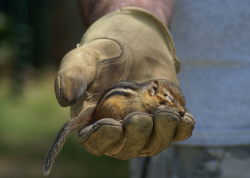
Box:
[54,7,195,160]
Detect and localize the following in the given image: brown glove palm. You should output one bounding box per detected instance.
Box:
[54,7,195,160]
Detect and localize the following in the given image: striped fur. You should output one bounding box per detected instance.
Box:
[43,79,185,175]
[96,81,140,105]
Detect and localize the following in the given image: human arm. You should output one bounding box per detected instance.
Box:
[54,0,195,160]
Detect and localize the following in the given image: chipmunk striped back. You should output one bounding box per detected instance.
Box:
[43,79,186,176]
[92,79,186,122]
[91,81,144,121]
[97,81,140,104]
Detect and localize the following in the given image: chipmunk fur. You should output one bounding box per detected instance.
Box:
[43,79,185,176]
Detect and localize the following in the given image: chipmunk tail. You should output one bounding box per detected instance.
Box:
[43,121,71,176]
[43,115,91,176]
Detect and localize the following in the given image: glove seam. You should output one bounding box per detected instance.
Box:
[122,9,179,72]
[153,109,180,118]
[81,7,180,72]
[86,39,132,100]
[84,38,124,99]
[115,113,151,158]
[184,113,195,125]
[95,44,131,82]
[141,110,179,155]
[79,123,123,144]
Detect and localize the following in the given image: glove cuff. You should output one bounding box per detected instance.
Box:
[79,6,180,73]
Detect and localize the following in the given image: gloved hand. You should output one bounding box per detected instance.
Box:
[54,7,195,160]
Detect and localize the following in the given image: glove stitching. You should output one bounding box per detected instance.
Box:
[115,114,151,157]
[85,44,131,100]
[92,40,126,89]
[95,44,128,80]
[87,40,132,100]
[79,126,99,144]
[143,110,179,155]
[126,112,151,119]
[79,124,123,144]
[106,135,129,158]
[119,45,132,81]
[81,9,179,71]
[82,38,125,100]
[105,134,128,158]
[154,110,180,118]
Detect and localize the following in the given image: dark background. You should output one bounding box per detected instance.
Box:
[0,0,129,177]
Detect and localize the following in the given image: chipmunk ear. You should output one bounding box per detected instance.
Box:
[149,80,159,95]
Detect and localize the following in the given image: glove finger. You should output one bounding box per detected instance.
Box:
[55,39,122,107]
[172,112,195,142]
[78,118,124,156]
[105,112,153,160]
[55,46,97,107]
[139,109,179,157]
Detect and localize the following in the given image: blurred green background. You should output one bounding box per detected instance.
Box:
[0,0,129,177]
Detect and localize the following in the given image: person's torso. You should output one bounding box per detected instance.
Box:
[170,0,250,145]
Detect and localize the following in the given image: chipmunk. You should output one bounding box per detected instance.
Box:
[43,79,186,176]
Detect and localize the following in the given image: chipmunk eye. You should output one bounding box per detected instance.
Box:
[163,93,173,102]
[166,96,173,102]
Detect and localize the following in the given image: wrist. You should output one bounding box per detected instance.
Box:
[79,0,175,27]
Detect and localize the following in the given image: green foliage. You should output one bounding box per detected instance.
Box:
[0,71,128,178]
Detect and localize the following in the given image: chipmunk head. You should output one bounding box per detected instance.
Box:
[147,80,186,115]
